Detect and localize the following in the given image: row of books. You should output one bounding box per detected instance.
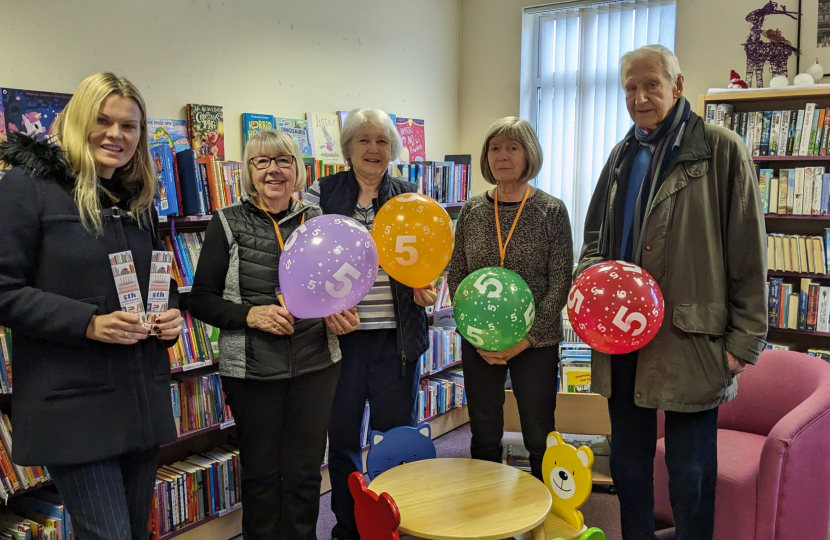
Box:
[390,156,473,204]
[5,490,72,540]
[418,369,466,422]
[0,328,11,394]
[759,167,828,216]
[560,342,592,393]
[169,373,233,437]
[0,507,62,540]
[164,232,204,287]
[768,277,830,332]
[243,112,427,165]
[706,103,830,157]
[0,413,49,502]
[807,349,830,362]
[150,445,241,537]
[423,279,452,317]
[167,312,219,370]
[418,327,462,377]
[766,233,829,275]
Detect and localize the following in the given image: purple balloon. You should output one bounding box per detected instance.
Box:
[279,215,379,319]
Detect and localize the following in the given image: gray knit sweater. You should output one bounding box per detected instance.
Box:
[448,189,573,348]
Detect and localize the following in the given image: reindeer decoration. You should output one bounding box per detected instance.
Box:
[743,1,800,87]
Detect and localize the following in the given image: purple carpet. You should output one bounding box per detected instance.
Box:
[315,423,626,540]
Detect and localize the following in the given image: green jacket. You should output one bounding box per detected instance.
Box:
[576,111,768,412]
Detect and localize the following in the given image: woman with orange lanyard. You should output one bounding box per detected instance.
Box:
[190,130,359,539]
[447,117,573,481]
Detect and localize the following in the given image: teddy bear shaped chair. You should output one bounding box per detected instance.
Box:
[542,431,606,540]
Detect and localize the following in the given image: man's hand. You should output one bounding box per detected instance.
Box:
[477,339,531,365]
[726,351,747,375]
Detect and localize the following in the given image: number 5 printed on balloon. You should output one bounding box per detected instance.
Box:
[567,288,584,314]
[395,235,418,266]
[397,193,422,203]
[466,326,485,347]
[524,303,535,327]
[325,263,361,298]
[612,306,647,336]
[283,224,307,252]
[473,273,503,298]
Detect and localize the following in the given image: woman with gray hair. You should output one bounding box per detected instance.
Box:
[189,130,359,539]
[303,108,433,540]
[447,116,573,482]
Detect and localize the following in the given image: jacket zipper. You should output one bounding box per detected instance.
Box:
[288,334,296,378]
[390,278,408,378]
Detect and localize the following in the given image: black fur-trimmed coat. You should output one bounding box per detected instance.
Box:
[0,133,178,466]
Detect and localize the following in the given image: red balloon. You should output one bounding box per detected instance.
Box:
[567,260,665,355]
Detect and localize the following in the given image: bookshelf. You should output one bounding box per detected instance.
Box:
[700,88,830,356]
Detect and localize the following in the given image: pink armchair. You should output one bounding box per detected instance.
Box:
[653,349,830,540]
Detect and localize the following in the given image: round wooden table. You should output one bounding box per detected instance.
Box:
[368,458,552,540]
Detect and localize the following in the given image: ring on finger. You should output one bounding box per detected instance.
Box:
[123,330,129,339]
[276,324,282,332]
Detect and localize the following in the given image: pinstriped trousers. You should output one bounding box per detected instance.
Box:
[48,446,159,540]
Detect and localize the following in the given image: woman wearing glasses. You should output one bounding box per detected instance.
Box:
[189,130,360,539]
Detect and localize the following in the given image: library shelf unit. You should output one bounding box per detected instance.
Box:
[154,193,473,537]
[700,88,830,355]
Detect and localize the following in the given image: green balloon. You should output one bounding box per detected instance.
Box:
[453,267,536,351]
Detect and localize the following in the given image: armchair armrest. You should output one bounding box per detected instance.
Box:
[756,388,830,540]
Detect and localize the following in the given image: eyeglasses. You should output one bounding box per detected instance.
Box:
[250,155,295,170]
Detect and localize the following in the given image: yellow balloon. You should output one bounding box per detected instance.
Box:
[372,193,455,288]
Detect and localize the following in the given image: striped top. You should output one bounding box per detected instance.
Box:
[303,180,396,330]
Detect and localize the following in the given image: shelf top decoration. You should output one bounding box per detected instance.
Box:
[743,1,801,88]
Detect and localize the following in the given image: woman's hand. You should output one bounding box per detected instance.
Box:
[247,305,295,335]
[325,308,361,336]
[413,284,438,307]
[86,312,150,344]
[151,309,184,340]
[477,339,530,365]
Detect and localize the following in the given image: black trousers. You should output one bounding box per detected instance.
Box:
[328,329,419,540]
[222,361,341,540]
[609,353,719,540]
[460,340,558,481]
[48,446,159,540]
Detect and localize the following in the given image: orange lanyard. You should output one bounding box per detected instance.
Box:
[494,186,531,267]
[255,196,305,250]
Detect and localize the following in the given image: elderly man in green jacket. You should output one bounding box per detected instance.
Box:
[576,45,768,540]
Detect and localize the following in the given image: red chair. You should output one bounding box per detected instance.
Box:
[653,349,830,539]
[348,471,402,540]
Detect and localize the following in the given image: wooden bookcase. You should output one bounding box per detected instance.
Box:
[699,88,830,355]
[154,199,471,538]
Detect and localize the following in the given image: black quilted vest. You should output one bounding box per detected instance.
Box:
[221,197,334,379]
[318,170,429,373]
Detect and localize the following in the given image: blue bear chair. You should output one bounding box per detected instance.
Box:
[366,423,436,480]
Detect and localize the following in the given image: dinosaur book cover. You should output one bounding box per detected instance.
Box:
[147,118,190,153]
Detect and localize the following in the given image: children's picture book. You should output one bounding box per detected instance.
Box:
[396,117,426,162]
[149,143,179,217]
[242,113,275,146]
[147,118,190,153]
[274,117,313,159]
[186,104,224,160]
[305,112,344,164]
[1,88,72,143]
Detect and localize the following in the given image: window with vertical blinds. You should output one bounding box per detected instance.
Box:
[521,0,676,255]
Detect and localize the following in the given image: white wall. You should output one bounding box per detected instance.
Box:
[0,0,462,162]
[459,0,804,194]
